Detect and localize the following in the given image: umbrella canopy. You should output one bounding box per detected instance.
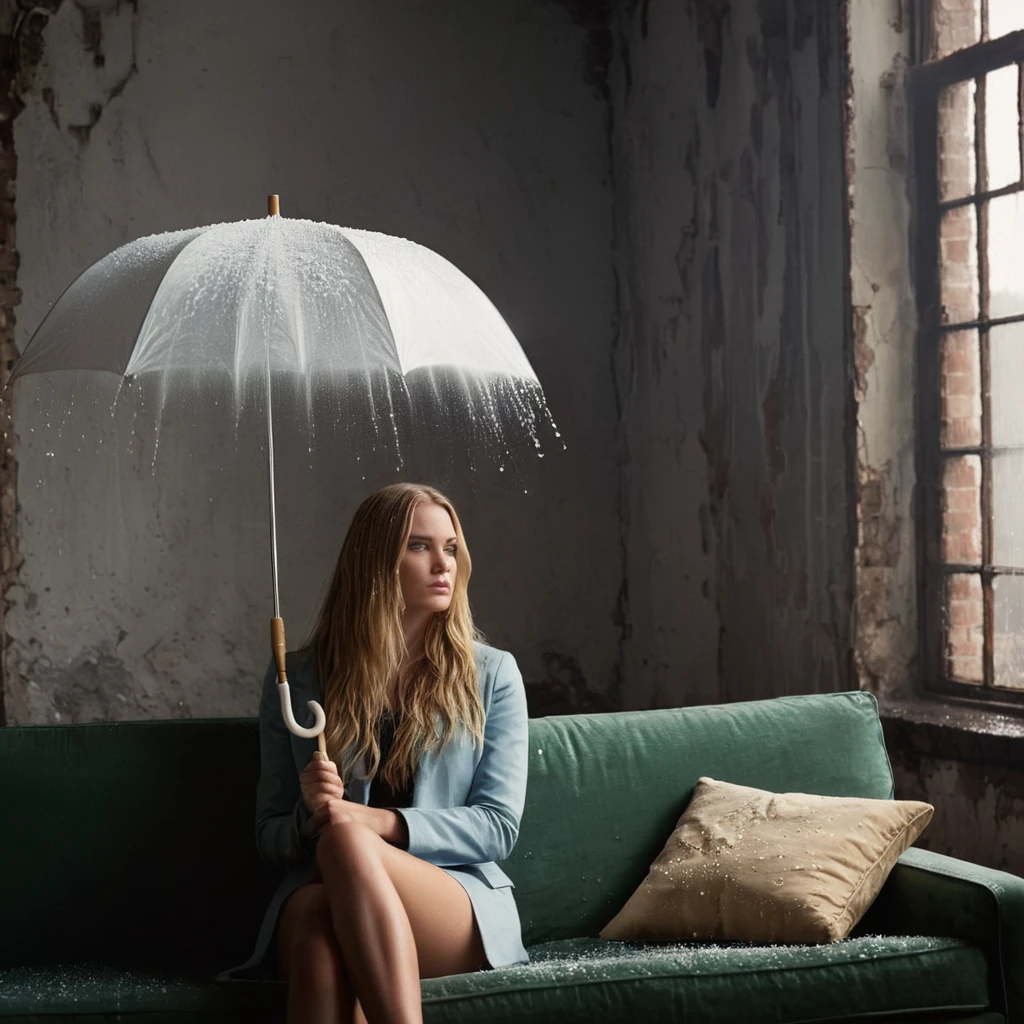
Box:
[11,203,556,746]
[14,214,537,386]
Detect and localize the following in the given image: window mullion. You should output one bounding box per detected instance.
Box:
[1018,62,1024,183]
[975,69,995,688]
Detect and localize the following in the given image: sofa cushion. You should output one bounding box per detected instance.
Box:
[506,691,896,946]
[421,935,988,1024]
[0,961,283,1021]
[0,936,988,1023]
[600,777,934,944]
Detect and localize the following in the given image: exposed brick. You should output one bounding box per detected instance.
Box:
[948,597,983,627]
[944,456,980,488]
[932,0,981,59]
[945,485,979,512]
[944,418,980,447]
[948,655,984,682]
[944,572,984,680]
[941,237,974,264]
[942,345,975,375]
[948,573,981,601]
[943,391,975,416]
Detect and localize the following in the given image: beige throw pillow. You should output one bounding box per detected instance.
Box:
[600,777,933,944]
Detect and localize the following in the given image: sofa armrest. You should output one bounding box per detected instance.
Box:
[857,847,1024,1023]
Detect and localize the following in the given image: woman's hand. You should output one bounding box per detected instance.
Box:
[300,754,408,848]
[309,797,357,833]
[300,755,345,817]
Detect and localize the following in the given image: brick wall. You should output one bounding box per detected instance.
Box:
[934,0,985,685]
[932,0,981,60]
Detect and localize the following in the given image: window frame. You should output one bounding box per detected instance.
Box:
[911,28,1024,711]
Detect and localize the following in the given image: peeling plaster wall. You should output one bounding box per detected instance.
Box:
[610,0,853,709]
[847,0,917,699]
[890,749,1024,877]
[8,0,619,722]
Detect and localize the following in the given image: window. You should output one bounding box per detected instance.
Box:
[913,2,1024,706]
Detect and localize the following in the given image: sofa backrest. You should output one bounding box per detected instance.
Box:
[504,691,893,945]
[0,718,273,970]
[0,691,891,968]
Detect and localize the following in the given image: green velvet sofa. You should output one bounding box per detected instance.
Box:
[1,690,1020,1023]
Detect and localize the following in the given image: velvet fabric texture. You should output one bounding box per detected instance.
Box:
[601,777,934,945]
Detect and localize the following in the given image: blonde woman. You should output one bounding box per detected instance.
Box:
[221,483,530,1024]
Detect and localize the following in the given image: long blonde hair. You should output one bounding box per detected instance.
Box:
[303,483,485,787]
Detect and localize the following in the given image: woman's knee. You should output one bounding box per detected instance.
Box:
[315,818,382,877]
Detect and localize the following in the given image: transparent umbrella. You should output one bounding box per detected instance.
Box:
[10,196,555,751]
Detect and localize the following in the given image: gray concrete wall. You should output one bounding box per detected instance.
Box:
[610,0,853,709]
[7,0,620,722]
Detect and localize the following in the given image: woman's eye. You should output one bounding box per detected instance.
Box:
[445,546,457,556]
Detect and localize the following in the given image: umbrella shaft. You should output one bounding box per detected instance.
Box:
[266,359,281,619]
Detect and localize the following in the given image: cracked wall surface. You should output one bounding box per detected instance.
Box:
[0,0,66,726]
[610,0,853,708]
[891,750,1024,876]
[7,0,620,722]
[847,0,918,700]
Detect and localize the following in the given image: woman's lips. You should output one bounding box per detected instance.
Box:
[428,582,451,592]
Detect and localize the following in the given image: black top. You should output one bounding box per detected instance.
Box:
[367,708,415,809]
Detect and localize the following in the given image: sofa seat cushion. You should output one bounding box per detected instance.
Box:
[0,962,285,1022]
[422,935,989,1023]
[0,935,989,1024]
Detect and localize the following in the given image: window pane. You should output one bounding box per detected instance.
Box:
[984,65,1021,191]
[941,205,979,323]
[993,450,1024,566]
[990,323,1024,444]
[993,574,1024,688]
[989,0,1024,40]
[942,454,983,564]
[940,331,982,448]
[988,191,1024,318]
[944,572,984,684]
[939,79,977,202]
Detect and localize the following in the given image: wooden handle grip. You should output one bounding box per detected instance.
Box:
[316,733,328,759]
[268,194,280,217]
[271,616,287,682]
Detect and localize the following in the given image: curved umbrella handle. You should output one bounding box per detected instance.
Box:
[277,683,327,739]
[272,616,328,759]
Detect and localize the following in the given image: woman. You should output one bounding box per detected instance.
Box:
[220,483,530,1023]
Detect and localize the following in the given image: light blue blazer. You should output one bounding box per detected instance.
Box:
[219,640,530,979]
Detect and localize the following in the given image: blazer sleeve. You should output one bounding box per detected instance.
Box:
[397,651,529,866]
[254,656,316,868]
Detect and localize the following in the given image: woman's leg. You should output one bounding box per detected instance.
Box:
[315,819,485,1024]
[276,883,367,1024]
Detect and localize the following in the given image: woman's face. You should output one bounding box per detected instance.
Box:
[398,502,458,615]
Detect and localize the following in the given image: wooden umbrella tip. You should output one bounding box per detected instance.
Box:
[268,194,280,217]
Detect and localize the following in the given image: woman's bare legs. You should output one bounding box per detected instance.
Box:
[314,818,485,1024]
[276,884,366,1024]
